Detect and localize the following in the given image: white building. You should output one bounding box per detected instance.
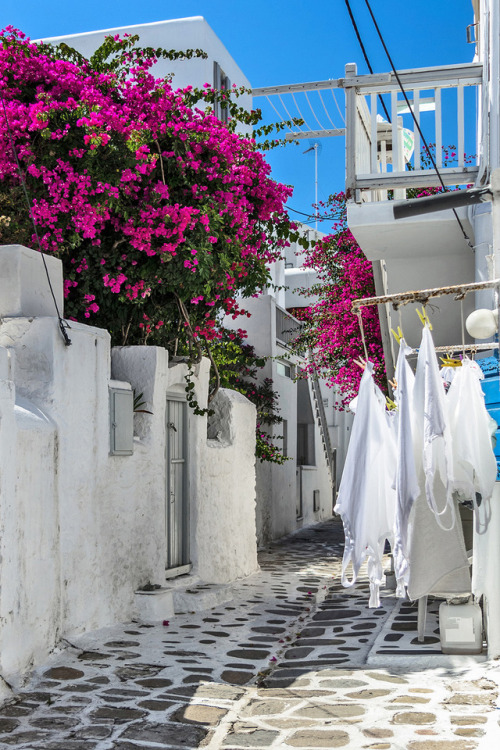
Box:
[284,224,354,484]
[41,17,252,120]
[341,0,500,657]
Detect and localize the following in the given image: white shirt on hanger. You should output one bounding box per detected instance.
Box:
[447,357,497,517]
[392,339,419,596]
[334,361,397,608]
[406,326,470,601]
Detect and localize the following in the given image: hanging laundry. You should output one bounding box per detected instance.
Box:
[392,339,419,597]
[334,361,397,608]
[406,326,470,601]
[440,365,458,390]
[412,325,455,528]
[447,358,497,516]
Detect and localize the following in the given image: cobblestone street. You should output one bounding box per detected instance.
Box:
[1,520,499,749]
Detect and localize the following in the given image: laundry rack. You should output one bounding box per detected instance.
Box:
[351,279,500,643]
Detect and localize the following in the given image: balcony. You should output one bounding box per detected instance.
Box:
[276,305,303,349]
[345,62,482,202]
[344,61,484,357]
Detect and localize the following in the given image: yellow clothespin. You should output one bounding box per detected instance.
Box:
[440,356,462,368]
[390,326,404,344]
[416,307,433,330]
[386,396,397,411]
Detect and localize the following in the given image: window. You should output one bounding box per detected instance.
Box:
[282,419,288,458]
[276,361,292,378]
[213,62,230,124]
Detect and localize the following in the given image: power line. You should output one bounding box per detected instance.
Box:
[363,0,474,250]
[344,0,391,123]
[0,93,72,345]
[287,205,342,221]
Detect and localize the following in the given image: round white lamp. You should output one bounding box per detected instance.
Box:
[465,308,498,339]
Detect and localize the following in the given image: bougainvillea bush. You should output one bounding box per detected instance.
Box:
[0,28,295,391]
[291,192,386,408]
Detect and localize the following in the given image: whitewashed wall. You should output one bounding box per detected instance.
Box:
[0,244,258,689]
[42,17,252,117]
[202,389,259,582]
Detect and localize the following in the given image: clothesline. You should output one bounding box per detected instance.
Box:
[351,279,500,361]
[351,279,500,314]
[408,341,499,356]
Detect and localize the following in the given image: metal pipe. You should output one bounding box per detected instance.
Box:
[407,342,499,355]
[393,186,492,220]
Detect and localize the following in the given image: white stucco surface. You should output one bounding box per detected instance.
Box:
[0,245,259,690]
[42,17,252,112]
[0,244,63,318]
[200,389,259,583]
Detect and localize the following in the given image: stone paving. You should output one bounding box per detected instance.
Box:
[1,520,500,749]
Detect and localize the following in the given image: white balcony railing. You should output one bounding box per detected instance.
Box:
[276,306,303,348]
[345,62,483,203]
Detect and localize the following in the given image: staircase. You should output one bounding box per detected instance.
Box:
[310,376,336,499]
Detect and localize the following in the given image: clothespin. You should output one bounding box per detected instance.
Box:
[390,326,404,344]
[353,357,367,371]
[416,307,433,330]
[440,356,462,368]
[386,396,397,411]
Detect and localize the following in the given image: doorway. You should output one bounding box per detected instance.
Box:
[165,397,190,577]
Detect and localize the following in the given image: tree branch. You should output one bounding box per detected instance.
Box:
[204,337,220,404]
[173,293,203,364]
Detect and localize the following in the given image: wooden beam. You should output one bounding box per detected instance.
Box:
[252,79,343,97]
[284,129,344,140]
[354,166,479,190]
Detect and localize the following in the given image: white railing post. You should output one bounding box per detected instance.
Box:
[435,88,442,168]
[391,92,399,172]
[457,84,465,168]
[394,115,406,200]
[370,92,378,175]
[345,63,359,202]
[413,90,421,170]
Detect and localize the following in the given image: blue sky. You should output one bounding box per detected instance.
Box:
[2,0,476,231]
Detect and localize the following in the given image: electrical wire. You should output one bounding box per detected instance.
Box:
[363,0,474,250]
[0,93,71,345]
[287,205,342,221]
[344,0,392,123]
